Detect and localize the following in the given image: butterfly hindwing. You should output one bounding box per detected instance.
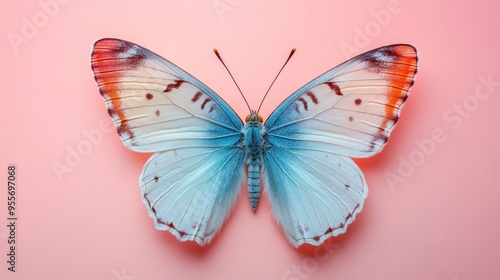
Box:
[91,39,245,245]
[263,148,367,247]
[141,146,245,245]
[263,45,418,247]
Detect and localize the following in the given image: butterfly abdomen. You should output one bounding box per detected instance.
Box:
[243,113,265,211]
[247,162,261,211]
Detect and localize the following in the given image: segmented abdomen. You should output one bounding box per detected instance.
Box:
[248,161,261,211]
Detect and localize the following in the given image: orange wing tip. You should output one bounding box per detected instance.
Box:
[358,45,418,135]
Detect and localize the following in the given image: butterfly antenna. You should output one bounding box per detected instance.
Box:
[213,48,251,113]
[257,48,296,114]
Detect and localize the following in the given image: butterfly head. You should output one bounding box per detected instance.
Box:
[245,111,263,124]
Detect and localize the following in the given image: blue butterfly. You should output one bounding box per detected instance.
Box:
[91,39,418,247]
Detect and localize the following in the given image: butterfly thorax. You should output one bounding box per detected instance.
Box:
[243,111,265,211]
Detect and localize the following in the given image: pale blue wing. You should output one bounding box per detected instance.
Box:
[263,148,367,247]
[91,39,245,245]
[263,45,418,247]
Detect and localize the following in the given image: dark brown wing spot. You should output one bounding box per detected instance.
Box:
[155,110,160,117]
[117,123,134,139]
[178,230,187,237]
[154,176,159,182]
[163,221,187,237]
[163,80,184,93]
[348,116,354,122]
[146,93,153,100]
[324,82,343,96]
[369,143,376,152]
[375,131,389,143]
[191,91,202,102]
[209,106,215,113]
[113,41,147,68]
[306,91,319,104]
[324,227,334,235]
[354,98,362,106]
[368,132,388,152]
[352,204,360,213]
[298,97,308,111]
[114,40,133,53]
[127,53,147,68]
[345,184,350,189]
[345,213,352,220]
[107,107,116,116]
[201,98,211,110]
[362,47,398,71]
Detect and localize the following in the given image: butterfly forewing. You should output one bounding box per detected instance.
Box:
[91,39,245,245]
[91,39,243,152]
[263,44,417,247]
[266,44,417,157]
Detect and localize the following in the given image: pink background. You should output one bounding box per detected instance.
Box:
[1,0,499,279]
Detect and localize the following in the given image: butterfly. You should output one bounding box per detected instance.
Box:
[90,39,418,248]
